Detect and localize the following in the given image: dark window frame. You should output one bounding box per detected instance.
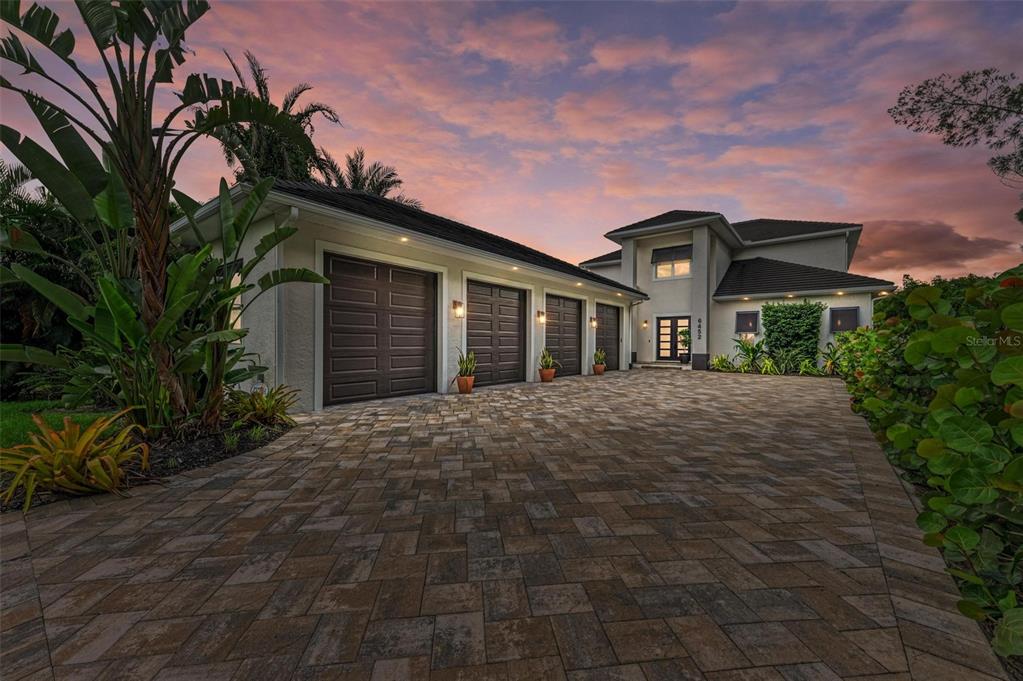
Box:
[735,310,759,334]
[830,306,859,333]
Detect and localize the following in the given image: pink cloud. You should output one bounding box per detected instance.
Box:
[453,9,570,71]
[555,90,678,143]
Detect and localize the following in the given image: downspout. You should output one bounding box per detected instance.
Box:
[275,206,299,387]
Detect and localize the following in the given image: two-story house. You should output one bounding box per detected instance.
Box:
[580,210,895,368]
[175,183,895,409]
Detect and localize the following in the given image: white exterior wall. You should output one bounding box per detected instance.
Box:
[211,215,281,390]
[277,211,637,411]
[628,230,695,363]
[736,234,850,271]
[708,292,873,360]
[583,261,623,283]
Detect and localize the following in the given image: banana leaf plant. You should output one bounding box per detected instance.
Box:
[0,0,316,418]
[1,177,327,434]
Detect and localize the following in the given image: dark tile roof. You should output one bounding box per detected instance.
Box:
[714,257,894,297]
[606,209,721,236]
[732,218,861,242]
[271,181,646,296]
[580,249,622,266]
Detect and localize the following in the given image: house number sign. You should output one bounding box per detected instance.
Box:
[697,318,702,340]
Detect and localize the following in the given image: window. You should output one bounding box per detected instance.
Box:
[830,307,859,333]
[735,311,759,334]
[651,245,692,280]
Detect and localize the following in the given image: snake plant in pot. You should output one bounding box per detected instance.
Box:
[538,347,561,382]
[453,348,477,394]
[593,348,607,375]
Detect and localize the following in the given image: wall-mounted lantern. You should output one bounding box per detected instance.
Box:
[642,320,648,329]
[589,316,598,329]
[536,310,546,325]
[452,300,465,319]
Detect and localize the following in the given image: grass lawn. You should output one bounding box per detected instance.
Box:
[0,401,114,448]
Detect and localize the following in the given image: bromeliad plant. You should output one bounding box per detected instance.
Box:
[593,348,607,366]
[538,347,561,370]
[0,408,148,511]
[838,268,1023,656]
[709,354,735,372]
[225,384,300,429]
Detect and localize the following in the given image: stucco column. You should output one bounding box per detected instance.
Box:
[620,240,638,366]
[690,226,710,369]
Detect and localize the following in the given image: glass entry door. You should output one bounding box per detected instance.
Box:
[657,316,690,361]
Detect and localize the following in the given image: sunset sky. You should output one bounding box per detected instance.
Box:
[3,1,1022,283]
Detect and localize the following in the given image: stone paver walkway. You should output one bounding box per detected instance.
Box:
[1,371,1008,680]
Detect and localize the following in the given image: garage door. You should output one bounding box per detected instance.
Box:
[545,294,581,376]
[595,303,621,370]
[466,281,526,386]
[323,253,436,405]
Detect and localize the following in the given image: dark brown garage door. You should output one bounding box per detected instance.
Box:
[545,294,581,376]
[466,281,526,387]
[595,303,621,370]
[323,253,436,405]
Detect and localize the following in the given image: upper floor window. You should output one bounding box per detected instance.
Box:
[830,307,859,333]
[651,245,693,280]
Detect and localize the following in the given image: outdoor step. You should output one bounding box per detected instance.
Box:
[630,362,692,370]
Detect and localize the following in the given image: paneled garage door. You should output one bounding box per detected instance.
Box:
[323,253,436,405]
[466,280,526,386]
[545,294,582,376]
[595,303,621,370]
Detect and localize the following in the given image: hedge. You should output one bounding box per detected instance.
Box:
[835,268,1023,657]
[761,300,826,362]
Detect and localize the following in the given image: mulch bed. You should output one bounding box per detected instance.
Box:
[0,424,288,514]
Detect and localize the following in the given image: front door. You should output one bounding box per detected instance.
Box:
[657,316,690,361]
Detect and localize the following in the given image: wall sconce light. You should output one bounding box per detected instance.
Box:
[836,291,845,296]
[642,320,648,329]
[589,316,598,329]
[536,310,546,324]
[452,300,465,319]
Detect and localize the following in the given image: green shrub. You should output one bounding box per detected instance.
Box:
[225,384,300,429]
[733,337,768,373]
[762,300,826,363]
[836,268,1023,657]
[770,347,803,374]
[1,409,148,511]
[710,354,735,372]
[798,358,821,376]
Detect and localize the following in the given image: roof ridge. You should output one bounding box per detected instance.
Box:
[732,217,862,227]
[270,182,645,296]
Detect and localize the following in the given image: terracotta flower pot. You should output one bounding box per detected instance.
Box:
[539,368,556,382]
[456,375,475,394]
[593,364,606,375]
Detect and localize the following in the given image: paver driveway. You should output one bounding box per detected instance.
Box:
[1,371,1007,681]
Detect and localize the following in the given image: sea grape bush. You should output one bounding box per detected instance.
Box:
[836,268,1023,656]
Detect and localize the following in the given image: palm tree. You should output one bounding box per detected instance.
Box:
[319,147,423,208]
[219,50,342,182]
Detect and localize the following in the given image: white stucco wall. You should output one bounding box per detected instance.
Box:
[708,292,874,361]
[627,230,696,363]
[583,261,622,283]
[272,210,636,410]
[736,234,850,271]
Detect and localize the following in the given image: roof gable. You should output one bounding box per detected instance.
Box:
[580,249,622,266]
[605,209,721,237]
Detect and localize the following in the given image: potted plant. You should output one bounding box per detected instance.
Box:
[538,347,561,382]
[678,327,691,364]
[593,348,607,375]
[453,348,477,394]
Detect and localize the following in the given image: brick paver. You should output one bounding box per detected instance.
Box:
[0,371,1008,680]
